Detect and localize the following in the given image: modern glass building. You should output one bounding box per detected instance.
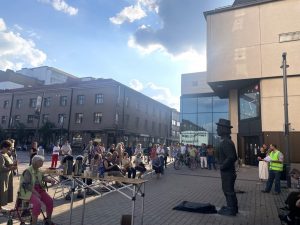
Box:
[180,72,228,147]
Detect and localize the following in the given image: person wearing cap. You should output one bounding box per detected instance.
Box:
[215,118,238,216]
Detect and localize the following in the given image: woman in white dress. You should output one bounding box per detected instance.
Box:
[257,146,269,181]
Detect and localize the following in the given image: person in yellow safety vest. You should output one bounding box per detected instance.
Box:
[19,155,56,225]
[261,144,284,194]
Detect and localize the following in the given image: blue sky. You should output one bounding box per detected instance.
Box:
[0,0,234,111]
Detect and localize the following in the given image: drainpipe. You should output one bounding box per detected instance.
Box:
[281,52,291,188]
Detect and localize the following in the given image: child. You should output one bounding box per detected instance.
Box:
[134,152,146,178]
[51,142,60,168]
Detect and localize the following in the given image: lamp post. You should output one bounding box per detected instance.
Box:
[59,115,64,145]
[281,52,291,188]
[34,95,43,140]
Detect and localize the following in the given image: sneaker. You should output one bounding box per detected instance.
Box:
[261,190,270,193]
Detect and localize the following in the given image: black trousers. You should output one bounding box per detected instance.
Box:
[285,192,300,220]
[221,170,238,212]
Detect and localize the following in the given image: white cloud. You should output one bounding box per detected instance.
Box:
[146,82,180,111]
[0,18,47,71]
[129,79,144,91]
[129,79,180,111]
[38,0,78,16]
[110,3,147,25]
[171,49,207,72]
[0,18,6,32]
[13,24,23,31]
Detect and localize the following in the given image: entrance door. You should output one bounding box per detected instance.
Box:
[244,136,260,166]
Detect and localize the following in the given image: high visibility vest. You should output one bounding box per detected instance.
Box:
[269,150,283,171]
[19,166,45,200]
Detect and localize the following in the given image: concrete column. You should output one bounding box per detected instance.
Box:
[229,89,239,149]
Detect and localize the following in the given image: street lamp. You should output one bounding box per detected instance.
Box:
[59,115,64,145]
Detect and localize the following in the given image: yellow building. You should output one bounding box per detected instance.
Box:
[205,0,300,164]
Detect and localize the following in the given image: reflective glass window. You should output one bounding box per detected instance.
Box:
[197,97,213,112]
[181,97,197,113]
[197,113,213,132]
[181,114,197,131]
[213,97,229,112]
[239,84,260,120]
[213,113,229,133]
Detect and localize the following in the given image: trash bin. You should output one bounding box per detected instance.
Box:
[62,155,74,175]
[74,155,84,176]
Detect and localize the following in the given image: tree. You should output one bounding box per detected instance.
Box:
[39,121,56,147]
[14,122,28,144]
[0,125,8,141]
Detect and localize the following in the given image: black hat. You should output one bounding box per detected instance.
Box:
[216,118,233,128]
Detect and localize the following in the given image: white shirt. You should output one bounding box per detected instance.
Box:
[61,144,72,156]
[156,146,164,156]
[52,146,60,155]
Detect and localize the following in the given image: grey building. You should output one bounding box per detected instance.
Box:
[17,66,78,85]
[0,69,43,90]
[0,78,176,148]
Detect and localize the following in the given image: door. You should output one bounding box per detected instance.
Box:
[244,136,260,166]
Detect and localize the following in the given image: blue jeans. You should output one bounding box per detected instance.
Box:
[265,170,281,193]
[159,156,164,174]
[207,156,216,170]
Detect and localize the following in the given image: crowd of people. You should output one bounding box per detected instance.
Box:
[1,137,300,224]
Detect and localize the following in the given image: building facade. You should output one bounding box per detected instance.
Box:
[180,72,229,147]
[0,78,177,148]
[205,0,300,164]
[0,69,43,90]
[17,66,78,85]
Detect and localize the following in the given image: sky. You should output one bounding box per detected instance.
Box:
[0,0,234,111]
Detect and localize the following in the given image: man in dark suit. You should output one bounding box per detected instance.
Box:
[216,119,238,216]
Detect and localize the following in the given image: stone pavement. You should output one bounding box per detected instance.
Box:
[0,151,293,225]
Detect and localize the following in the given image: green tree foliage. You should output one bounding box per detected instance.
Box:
[39,121,56,146]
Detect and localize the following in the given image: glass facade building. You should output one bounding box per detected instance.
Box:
[180,95,229,147]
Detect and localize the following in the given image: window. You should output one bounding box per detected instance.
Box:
[77,95,85,105]
[135,117,139,128]
[16,99,22,109]
[177,121,180,127]
[14,115,20,124]
[75,113,83,124]
[27,115,35,123]
[29,98,37,108]
[125,114,130,127]
[58,114,66,125]
[181,97,197,113]
[136,101,140,110]
[172,120,176,126]
[60,96,67,106]
[125,97,129,108]
[239,84,260,120]
[43,97,51,107]
[198,97,213,112]
[1,116,6,124]
[144,120,148,130]
[159,123,161,135]
[152,121,155,132]
[94,112,102,124]
[95,94,104,104]
[42,114,49,123]
[3,100,9,109]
